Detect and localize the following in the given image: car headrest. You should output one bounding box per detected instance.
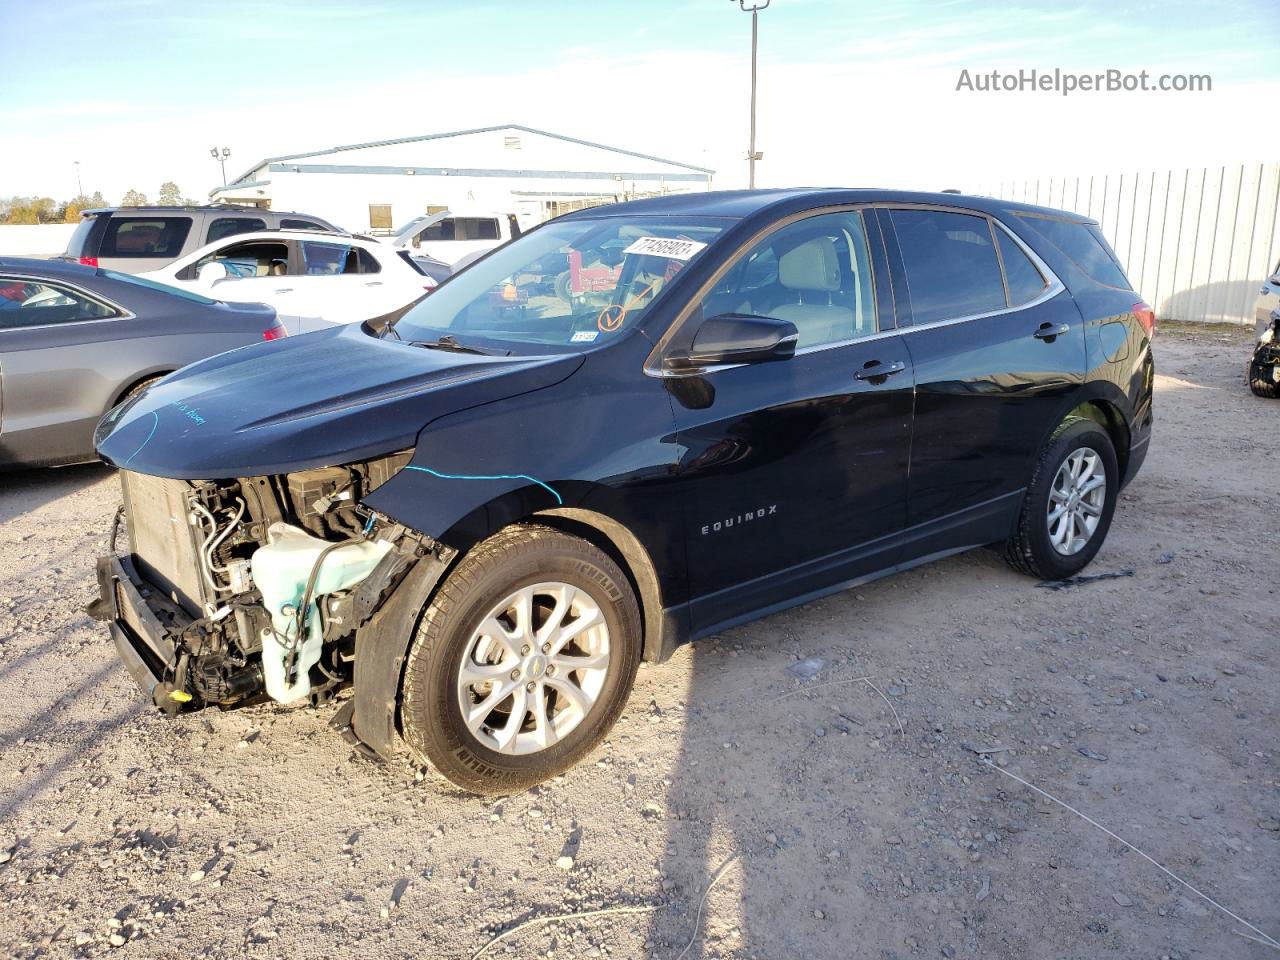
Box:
[779,237,840,292]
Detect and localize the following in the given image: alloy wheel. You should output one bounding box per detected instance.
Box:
[456,582,611,755]
[1046,447,1107,556]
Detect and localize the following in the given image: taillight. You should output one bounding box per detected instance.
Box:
[78,256,98,267]
[262,322,288,341]
[1133,301,1156,336]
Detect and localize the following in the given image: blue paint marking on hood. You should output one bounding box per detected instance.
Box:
[95,323,584,479]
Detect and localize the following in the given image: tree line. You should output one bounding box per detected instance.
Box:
[1,182,197,224]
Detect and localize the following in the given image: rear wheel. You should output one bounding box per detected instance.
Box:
[1004,418,1119,580]
[401,524,641,793]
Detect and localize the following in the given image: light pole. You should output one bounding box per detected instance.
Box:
[731,0,769,188]
[209,147,231,186]
[74,161,83,198]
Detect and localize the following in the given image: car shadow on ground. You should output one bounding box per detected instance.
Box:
[634,551,980,960]
[0,463,113,525]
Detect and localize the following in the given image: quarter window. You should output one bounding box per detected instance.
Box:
[300,241,380,275]
[1017,215,1131,289]
[0,278,117,328]
[890,209,1007,324]
[699,211,877,349]
[996,228,1048,306]
[98,217,192,258]
[206,217,265,243]
[280,218,325,231]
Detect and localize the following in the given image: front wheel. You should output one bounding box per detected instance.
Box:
[401,524,641,793]
[1004,418,1119,580]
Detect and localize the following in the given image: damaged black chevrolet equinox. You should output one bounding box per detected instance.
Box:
[92,189,1155,792]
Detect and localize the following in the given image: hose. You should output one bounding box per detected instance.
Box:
[191,499,245,596]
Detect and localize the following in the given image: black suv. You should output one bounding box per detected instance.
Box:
[63,205,339,274]
[92,189,1155,793]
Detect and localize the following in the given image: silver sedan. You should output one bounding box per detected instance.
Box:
[0,258,285,468]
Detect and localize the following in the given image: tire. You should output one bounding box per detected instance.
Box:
[1248,359,1279,398]
[553,270,572,303]
[1004,417,1119,580]
[401,524,641,793]
[117,375,163,409]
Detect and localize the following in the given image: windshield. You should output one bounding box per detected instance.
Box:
[390,216,727,351]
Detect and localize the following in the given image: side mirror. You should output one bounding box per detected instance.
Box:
[197,261,230,283]
[679,313,798,368]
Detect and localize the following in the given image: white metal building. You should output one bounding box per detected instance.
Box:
[210,124,714,233]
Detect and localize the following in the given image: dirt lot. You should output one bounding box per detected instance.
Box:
[0,326,1276,960]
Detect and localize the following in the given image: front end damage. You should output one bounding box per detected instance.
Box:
[89,452,453,752]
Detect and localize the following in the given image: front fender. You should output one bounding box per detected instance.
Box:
[350,552,453,756]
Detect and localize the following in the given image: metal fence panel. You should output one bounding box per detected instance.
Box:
[984,164,1280,325]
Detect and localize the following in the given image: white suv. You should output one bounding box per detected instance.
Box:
[140,230,435,334]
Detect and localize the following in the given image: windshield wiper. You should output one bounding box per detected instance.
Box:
[411,334,509,356]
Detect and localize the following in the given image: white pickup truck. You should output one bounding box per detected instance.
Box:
[389,210,530,270]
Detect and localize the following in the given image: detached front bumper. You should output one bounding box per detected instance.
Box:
[89,555,189,713]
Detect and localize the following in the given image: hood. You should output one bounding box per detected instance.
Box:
[96,323,583,479]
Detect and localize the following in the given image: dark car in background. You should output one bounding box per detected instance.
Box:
[0,258,286,468]
[61,205,340,275]
[91,188,1154,794]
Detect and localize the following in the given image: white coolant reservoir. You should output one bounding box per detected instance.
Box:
[251,522,393,704]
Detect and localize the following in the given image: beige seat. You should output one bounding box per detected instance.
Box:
[769,238,854,348]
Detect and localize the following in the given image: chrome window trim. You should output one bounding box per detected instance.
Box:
[991,217,1058,305]
[0,273,133,330]
[646,202,1065,379]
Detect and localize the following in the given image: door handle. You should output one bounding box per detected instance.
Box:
[274,288,293,293]
[1033,322,1070,341]
[855,360,906,381]
[365,281,383,287]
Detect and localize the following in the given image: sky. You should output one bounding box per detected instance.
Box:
[0,0,1276,205]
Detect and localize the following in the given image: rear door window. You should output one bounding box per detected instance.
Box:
[98,217,193,258]
[995,228,1048,306]
[1017,215,1132,289]
[0,278,118,328]
[207,217,266,243]
[890,209,1007,324]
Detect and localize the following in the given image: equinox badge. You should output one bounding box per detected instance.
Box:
[701,505,778,535]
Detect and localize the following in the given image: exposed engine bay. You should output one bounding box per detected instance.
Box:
[96,450,450,715]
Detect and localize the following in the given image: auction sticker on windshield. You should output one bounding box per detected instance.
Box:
[622,236,708,260]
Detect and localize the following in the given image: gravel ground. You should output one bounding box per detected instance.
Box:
[0,326,1276,960]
